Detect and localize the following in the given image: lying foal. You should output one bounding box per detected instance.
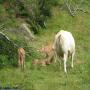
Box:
[32,53,54,67]
[32,59,50,66]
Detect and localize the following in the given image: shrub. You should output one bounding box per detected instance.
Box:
[0,33,18,67]
[4,0,58,33]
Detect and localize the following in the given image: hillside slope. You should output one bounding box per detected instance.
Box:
[0,1,90,90]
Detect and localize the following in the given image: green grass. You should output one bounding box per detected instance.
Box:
[0,4,90,90]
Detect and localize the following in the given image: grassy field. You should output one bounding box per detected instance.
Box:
[0,4,90,90]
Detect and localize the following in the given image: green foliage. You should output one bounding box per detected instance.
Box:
[0,55,8,68]
[0,34,18,67]
[0,0,3,4]
[2,0,58,33]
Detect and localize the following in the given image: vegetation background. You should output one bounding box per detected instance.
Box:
[0,0,90,90]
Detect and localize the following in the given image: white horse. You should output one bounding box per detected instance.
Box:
[53,30,75,73]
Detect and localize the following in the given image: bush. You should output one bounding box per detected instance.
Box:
[0,33,18,67]
[3,0,58,33]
